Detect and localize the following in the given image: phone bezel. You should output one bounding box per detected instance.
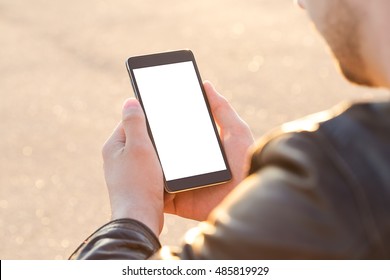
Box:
[126,50,231,193]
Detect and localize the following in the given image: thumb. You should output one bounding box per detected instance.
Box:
[121,98,150,148]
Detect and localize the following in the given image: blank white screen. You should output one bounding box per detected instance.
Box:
[133,61,226,181]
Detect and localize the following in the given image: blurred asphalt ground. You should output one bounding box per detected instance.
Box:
[1,0,388,259]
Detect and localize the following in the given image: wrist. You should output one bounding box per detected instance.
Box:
[110,197,163,236]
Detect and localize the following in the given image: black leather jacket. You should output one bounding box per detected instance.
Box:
[70,101,390,259]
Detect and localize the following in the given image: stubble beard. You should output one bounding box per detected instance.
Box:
[321,1,374,87]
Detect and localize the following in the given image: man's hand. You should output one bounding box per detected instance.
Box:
[102,99,164,236]
[164,81,254,221]
[102,81,254,236]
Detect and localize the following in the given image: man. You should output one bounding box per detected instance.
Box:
[70,0,390,259]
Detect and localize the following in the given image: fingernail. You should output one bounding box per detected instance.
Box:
[123,99,139,110]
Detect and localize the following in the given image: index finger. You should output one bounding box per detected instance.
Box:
[203,81,247,132]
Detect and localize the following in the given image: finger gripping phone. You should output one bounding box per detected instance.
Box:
[126,50,231,193]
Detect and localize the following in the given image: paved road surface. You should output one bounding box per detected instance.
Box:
[1,0,388,259]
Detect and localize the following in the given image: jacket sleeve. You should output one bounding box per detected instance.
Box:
[69,219,161,260]
[70,130,368,259]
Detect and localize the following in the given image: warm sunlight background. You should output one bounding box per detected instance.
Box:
[1,0,388,259]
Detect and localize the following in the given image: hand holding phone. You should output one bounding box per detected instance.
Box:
[102,50,254,231]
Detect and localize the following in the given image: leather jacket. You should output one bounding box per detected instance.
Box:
[70,101,390,259]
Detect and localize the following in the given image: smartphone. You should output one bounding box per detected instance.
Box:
[125,50,231,193]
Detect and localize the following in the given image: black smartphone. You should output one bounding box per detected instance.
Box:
[125,50,231,193]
